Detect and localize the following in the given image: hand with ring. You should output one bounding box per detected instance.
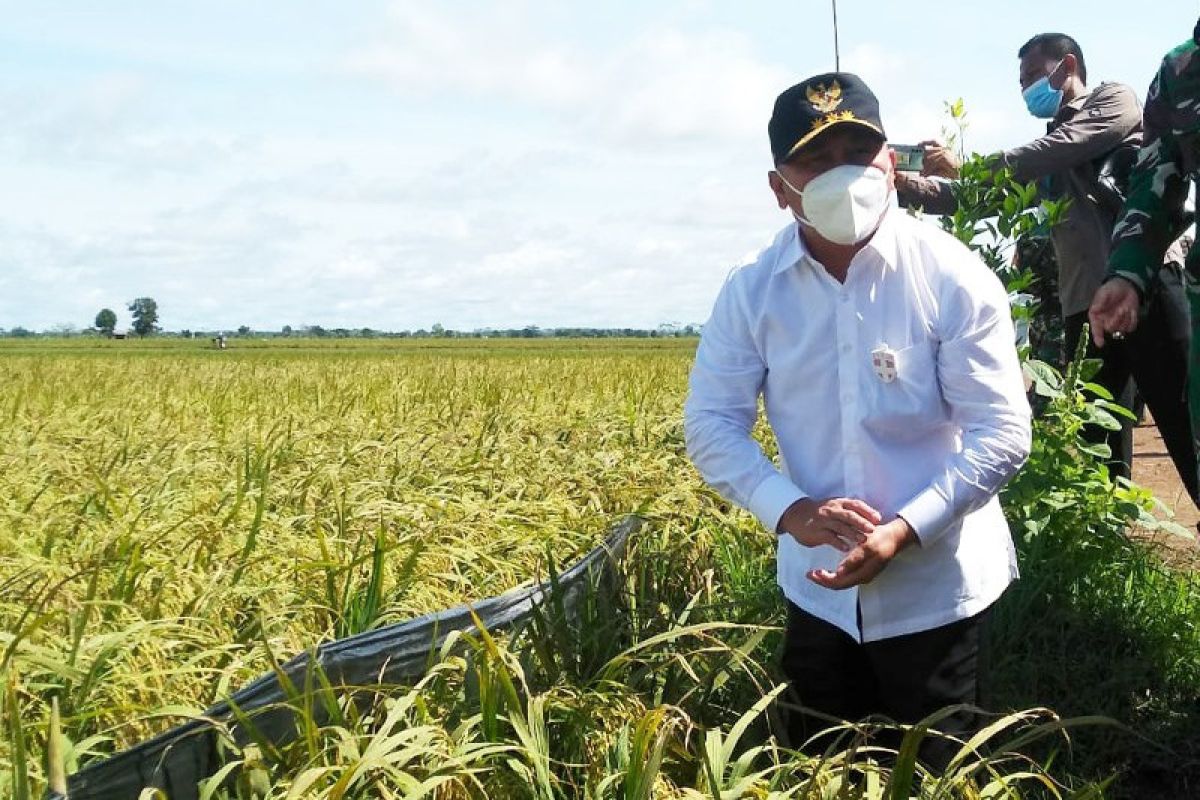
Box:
[1088,279,1140,347]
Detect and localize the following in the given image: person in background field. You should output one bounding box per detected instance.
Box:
[1090,20,1200,503]
[684,72,1031,765]
[896,32,1198,505]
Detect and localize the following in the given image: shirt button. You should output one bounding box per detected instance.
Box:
[840,293,850,302]
[841,343,851,353]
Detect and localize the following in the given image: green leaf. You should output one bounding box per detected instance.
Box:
[1024,360,1063,398]
[1078,441,1112,459]
[1094,399,1137,421]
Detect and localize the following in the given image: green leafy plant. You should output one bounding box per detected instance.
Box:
[933,130,1200,796]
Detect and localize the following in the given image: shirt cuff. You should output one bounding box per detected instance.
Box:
[1108,243,1150,294]
[896,486,952,546]
[747,473,806,533]
[1103,272,1145,301]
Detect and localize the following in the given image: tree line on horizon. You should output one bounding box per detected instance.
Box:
[3,298,702,339]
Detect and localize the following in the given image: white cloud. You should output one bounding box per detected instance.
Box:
[592,30,791,144]
[475,241,576,278]
[11,1,1179,333]
[345,1,586,107]
[328,257,383,280]
[347,1,791,148]
[0,72,255,177]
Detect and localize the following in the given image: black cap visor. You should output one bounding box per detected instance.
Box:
[779,118,886,164]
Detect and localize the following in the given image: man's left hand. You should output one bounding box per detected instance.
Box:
[1088,278,1140,347]
[806,518,918,590]
[919,140,961,179]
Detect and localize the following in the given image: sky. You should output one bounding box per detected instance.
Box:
[2,1,1196,333]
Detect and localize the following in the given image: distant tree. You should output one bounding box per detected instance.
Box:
[237,325,251,336]
[10,327,32,338]
[94,308,118,337]
[432,322,446,337]
[127,298,159,337]
[281,325,293,337]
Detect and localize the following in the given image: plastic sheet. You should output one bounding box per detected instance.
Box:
[49,516,639,800]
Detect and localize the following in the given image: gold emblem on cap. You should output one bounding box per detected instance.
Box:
[810,109,857,131]
[805,80,843,113]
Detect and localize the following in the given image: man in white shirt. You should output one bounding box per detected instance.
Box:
[684,73,1032,758]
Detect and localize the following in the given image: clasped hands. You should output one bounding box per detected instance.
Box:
[777,497,917,590]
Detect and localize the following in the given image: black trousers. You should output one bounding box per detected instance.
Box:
[1062,273,1197,503]
[781,601,987,769]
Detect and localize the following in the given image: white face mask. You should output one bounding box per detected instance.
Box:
[776,164,892,245]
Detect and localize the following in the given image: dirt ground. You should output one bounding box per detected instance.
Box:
[1131,414,1200,567]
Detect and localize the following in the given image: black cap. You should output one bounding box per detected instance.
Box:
[768,72,886,164]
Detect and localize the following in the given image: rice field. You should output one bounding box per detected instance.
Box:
[0,339,719,787]
[2,337,1191,798]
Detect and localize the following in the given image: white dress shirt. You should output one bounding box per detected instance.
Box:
[684,208,1032,642]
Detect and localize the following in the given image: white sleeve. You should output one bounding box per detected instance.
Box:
[684,274,806,532]
[896,261,1032,544]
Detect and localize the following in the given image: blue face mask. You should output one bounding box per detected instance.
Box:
[1022,61,1064,119]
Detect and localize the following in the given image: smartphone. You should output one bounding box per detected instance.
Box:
[892,144,925,173]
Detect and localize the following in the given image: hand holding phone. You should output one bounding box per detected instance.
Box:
[892,144,925,173]
[918,140,961,179]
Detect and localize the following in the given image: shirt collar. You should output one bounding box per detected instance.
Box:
[866,206,901,270]
[773,204,901,276]
[772,222,804,275]
[1054,87,1091,122]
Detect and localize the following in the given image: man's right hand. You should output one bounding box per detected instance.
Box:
[1088,278,1141,347]
[777,497,882,552]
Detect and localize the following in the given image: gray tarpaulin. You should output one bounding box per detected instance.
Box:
[49,516,640,800]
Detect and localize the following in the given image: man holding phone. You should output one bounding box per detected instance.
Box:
[895,33,1197,504]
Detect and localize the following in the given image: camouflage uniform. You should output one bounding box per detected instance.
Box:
[1107,32,1200,483]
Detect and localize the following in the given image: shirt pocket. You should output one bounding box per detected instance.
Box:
[862,340,941,438]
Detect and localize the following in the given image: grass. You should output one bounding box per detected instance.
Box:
[1,337,1198,797]
[990,352,1200,797]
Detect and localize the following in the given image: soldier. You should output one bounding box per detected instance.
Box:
[1090,22,1200,495]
